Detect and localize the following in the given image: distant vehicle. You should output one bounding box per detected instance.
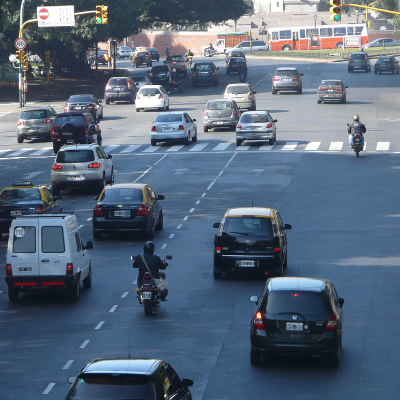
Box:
[149,65,172,86]
[317,79,348,104]
[226,57,247,75]
[146,47,160,61]
[131,50,152,68]
[133,75,151,88]
[374,55,400,74]
[224,83,256,110]
[348,52,371,72]
[117,46,132,58]
[363,37,400,49]
[87,50,107,65]
[272,67,303,94]
[64,94,103,121]
[203,99,240,132]
[225,49,246,63]
[191,62,219,87]
[135,85,170,112]
[164,55,187,76]
[104,76,137,104]
[231,40,269,52]
[201,32,248,55]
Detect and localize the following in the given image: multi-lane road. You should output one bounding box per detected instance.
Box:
[1,56,400,399]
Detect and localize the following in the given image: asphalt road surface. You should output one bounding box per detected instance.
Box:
[0,56,400,399]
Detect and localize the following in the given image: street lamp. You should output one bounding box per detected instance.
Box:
[313,14,317,34]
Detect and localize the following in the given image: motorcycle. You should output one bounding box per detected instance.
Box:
[205,48,217,57]
[168,70,184,93]
[239,73,247,83]
[347,123,364,157]
[132,255,172,316]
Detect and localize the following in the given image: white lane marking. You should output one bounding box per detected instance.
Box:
[236,145,250,150]
[189,143,208,152]
[161,243,167,249]
[8,148,34,157]
[167,145,184,152]
[153,154,167,165]
[213,143,231,151]
[329,142,343,151]
[120,145,141,153]
[23,171,44,179]
[142,145,159,152]
[305,142,321,151]
[282,142,298,151]
[79,340,90,349]
[78,225,83,230]
[259,144,273,151]
[103,145,120,153]
[177,224,182,229]
[62,360,74,370]
[201,193,206,197]
[109,305,118,313]
[377,142,390,151]
[0,150,12,155]
[195,200,200,204]
[207,153,237,190]
[133,154,168,182]
[95,321,105,330]
[87,218,92,221]
[30,147,52,156]
[169,234,175,238]
[183,216,188,220]
[363,142,367,151]
[121,292,128,298]
[189,208,195,212]
[43,383,56,394]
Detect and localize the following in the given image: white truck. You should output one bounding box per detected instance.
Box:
[201,32,249,56]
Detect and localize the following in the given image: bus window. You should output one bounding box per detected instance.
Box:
[347,27,354,35]
[355,26,363,35]
[279,30,291,39]
[334,27,346,36]
[306,28,319,37]
[320,28,332,37]
[272,32,278,41]
[300,29,305,39]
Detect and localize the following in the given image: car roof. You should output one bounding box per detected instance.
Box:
[224,207,274,218]
[267,277,328,292]
[138,85,163,89]
[241,111,267,115]
[226,83,250,87]
[59,144,99,151]
[105,183,146,190]
[68,94,94,97]
[194,62,214,65]
[320,80,343,84]
[21,106,52,111]
[276,67,298,71]
[351,52,366,55]
[55,112,88,117]
[84,358,161,374]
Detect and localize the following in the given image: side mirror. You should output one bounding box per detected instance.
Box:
[85,241,93,250]
[136,82,139,85]
[213,222,220,228]
[193,118,196,122]
[253,91,257,94]
[131,255,137,261]
[106,154,112,159]
[338,298,344,307]
[217,67,219,70]
[95,120,100,124]
[166,255,172,260]
[300,73,304,76]
[95,195,99,200]
[157,194,165,200]
[284,224,292,230]
[182,379,194,387]
[347,123,350,126]
[250,295,259,303]
[273,119,278,123]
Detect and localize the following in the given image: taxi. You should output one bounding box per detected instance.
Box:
[212,207,292,279]
[0,181,61,239]
[131,49,152,68]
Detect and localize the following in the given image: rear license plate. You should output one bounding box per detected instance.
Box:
[19,267,32,272]
[115,87,122,91]
[67,175,84,181]
[282,78,290,81]
[216,121,224,125]
[286,322,303,331]
[200,72,208,75]
[114,210,127,217]
[142,292,152,300]
[67,139,74,144]
[163,127,173,131]
[236,260,256,267]
[11,210,22,216]
[75,106,82,109]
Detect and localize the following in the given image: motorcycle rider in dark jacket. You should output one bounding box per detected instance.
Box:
[348,115,366,148]
[133,241,168,299]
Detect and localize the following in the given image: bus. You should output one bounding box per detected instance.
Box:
[267,23,368,51]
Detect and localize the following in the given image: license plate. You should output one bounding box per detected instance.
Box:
[216,121,224,125]
[286,322,303,331]
[236,260,256,267]
[163,127,172,131]
[114,210,126,217]
[115,87,122,91]
[19,267,32,272]
[200,72,208,75]
[327,90,334,92]
[67,175,84,181]
[75,106,82,109]
[67,140,74,144]
[142,292,152,300]
[11,210,22,216]
[145,57,149,60]
[282,78,290,81]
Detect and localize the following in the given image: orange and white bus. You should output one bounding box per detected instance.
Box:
[267,23,368,51]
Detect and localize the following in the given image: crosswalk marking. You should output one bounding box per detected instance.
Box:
[142,145,159,152]
[377,142,390,151]
[329,142,343,151]
[120,145,141,153]
[8,148,34,157]
[167,145,184,152]
[189,143,209,152]
[31,147,53,156]
[0,149,11,155]
[282,142,298,151]
[103,145,120,153]
[236,145,250,150]
[259,144,273,151]
[213,143,231,151]
[305,142,321,151]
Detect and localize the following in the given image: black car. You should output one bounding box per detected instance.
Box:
[374,55,400,74]
[150,65,172,85]
[225,49,246,63]
[348,52,371,72]
[92,183,164,239]
[64,94,103,121]
[147,47,160,61]
[192,62,219,86]
[250,277,344,368]
[132,50,152,68]
[226,57,247,75]
[87,50,107,65]
[65,358,194,400]
[104,76,137,104]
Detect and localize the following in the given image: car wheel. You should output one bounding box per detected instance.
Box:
[53,142,61,154]
[98,174,106,191]
[272,89,277,95]
[341,96,346,104]
[283,252,288,268]
[99,108,103,119]
[105,99,110,105]
[184,134,190,145]
[82,266,92,288]
[276,261,284,277]
[136,107,140,112]
[204,126,209,133]
[328,345,341,368]
[250,349,263,366]
[297,88,302,94]
[93,229,101,239]
[374,70,378,75]
[68,276,80,302]
[192,130,198,142]
[8,286,20,302]
[269,138,274,145]
[166,102,169,110]
[348,68,352,73]
[156,210,164,230]
[236,139,242,146]
[317,99,322,104]
[17,135,24,144]
[151,139,157,146]
[130,96,135,104]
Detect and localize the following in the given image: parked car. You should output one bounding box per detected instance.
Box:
[117,46,132,59]
[133,74,151,88]
[191,62,219,86]
[131,50,152,68]
[149,65,172,86]
[64,94,103,121]
[348,52,371,72]
[236,111,277,146]
[225,49,246,63]
[226,57,247,75]
[250,277,344,367]
[229,40,269,53]
[272,67,303,94]
[16,105,57,143]
[362,37,400,49]
[51,144,113,195]
[135,85,170,112]
[317,79,348,104]
[374,55,400,74]
[224,83,256,110]
[104,76,137,104]
[150,112,197,146]
[92,183,164,239]
[87,50,107,65]
[203,99,240,132]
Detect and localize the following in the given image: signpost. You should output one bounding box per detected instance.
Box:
[15,38,27,50]
[37,6,75,27]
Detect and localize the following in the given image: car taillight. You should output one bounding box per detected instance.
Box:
[274,247,280,252]
[87,105,94,111]
[36,205,44,212]
[336,88,343,92]
[204,108,208,117]
[6,264,12,277]
[158,94,163,99]
[293,78,300,81]
[173,61,176,64]
[17,120,25,125]
[137,95,141,99]
[42,118,53,123]
[248,94,253,100]
[212,71,216,76]
[64,106,70,111]
[215,246,222,254]
[319,88,325,91]
[178,125,184,130]
[127,81,131,89]
[253,311,265,330]
[94,204,103,216]
[192,72,195,77]
[182,62,185,66]
[66,263,73,275]
[138,204,149,215]
[266,123,272,128]
[232,107,237,116]
[151,126,157,132]
[97,55,101,58]
[325,312,337,331]
[273,77,280,81]
[88,162,101,168]
[52,164,62,170]
[223,94,227,99]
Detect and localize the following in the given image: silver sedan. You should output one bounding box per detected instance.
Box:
[150,112,197,146]
[236,111,277,146]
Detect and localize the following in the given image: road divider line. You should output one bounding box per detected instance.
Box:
[120,145,141,153]
[377,142,390,151]
[183,216,188,220]
[236,145,250,151]
[30,147,52,156]
[95,321,105,330]
[78,225,83,230]
[42,383,56,394]
[329,142,343,151]
[206,153,237,191]
[62,360,74,370]
[201,193,206,197]
[177,224,182,229]
[189,143,208,152]
[161,244,167,249]
[142,146,159,153]
[213,143,231,151]
[167,145,184,152]
[282,142,298,151]
[169,234,175,238]
[196,200,200,204]
[259,144,273,151]
[87,218,92,221]
[103,145,120,153]
[109,305,118,313]
[305,142,321,151]
[8,148,34,157]
[121,292,128,298]
[189,208,194,213]
[79,340,90,349]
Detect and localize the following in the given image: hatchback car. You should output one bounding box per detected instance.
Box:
[104,76,137,104]
[133,74,151,88]
[64,94,103,121]
[226,57,247,75]
[272,67,303,94]
[132,50,152,68]
[16,106,57,143]
[117,46,132,59]
[149,65,172,86]
[236,111,277,146]
[225,49,246,63]
[374,55,400,74]
[317,79,348,104]
[192,62,219,86]
[250,277,344,367]
[65,358,193,400]
[203,99,240,132]
[51,144,113,195]
[224,83,256,110]
[348,52,371,72]
[92,183,164,239]
[136,85,170,112]
[213,207,291,279]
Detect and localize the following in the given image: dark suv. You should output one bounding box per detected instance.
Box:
[149,65,172,85]
[213,207,291,279]
[348,52,371,72]
[192,62,219,86]
[250,277,344,367]
[104,76,137,104]
[226,57,247,75]
[374,55,400,74]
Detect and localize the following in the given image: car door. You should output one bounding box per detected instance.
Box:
[165,364,190,400]
[73,229,89,278]
[276,212,287,258]
[183,113,192,136]
[267,113,276,136]
[97,147,112,181]
[146,186,158,226]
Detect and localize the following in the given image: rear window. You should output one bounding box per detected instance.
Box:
[195,64,212,71]
[151,66,168,72]
[108,78,128,85]
[231,51,244,57]
[275,69,298,77]
[155,114,183,122]
[240,113,268,123]
[139,88,160,96]
[350,54,366,59]
[226,85,250,94]
[56,150,95,163]
[265,291,329,315]
[0,188,41,202]
[223,217,273,238]
[320,80,342,86]
[54,116,86,126]
[207,101,232,110]
[42,226,65,253]
[167,56,184,61]
[68,95,92,103]
[12,226,36,253]
[99,188,143,202]
[120,47,131,51]
[20,110,48,120]
[230,58,246,64]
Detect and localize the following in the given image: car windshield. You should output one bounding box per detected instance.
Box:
[100,188,143,202]
[0,188,41,202]
[222,217,273,237]
[68,95,92,103]
[264,291,330,316]
[207,101,232,110]
[275,70,298,77]
[56,150,95,163]
[139,88,160,96]
[20,110,48,119]
[226,85,249,94]
[155,114,183,122]
[231,51,244,56]
[152,66,168,73]
[350,54,366,59]
[108,78,128,85]
[240,113,268,123]
[54,115,86,126]
[320,80,342,86]
[196,64,212,71]
[120,47,131,51]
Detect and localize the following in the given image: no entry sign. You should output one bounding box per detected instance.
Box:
[38,8,49,20]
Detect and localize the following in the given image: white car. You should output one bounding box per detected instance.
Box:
[150,112,197,146]
[136,85,170,112]
[133,75,151,88]
[117,46,132,59]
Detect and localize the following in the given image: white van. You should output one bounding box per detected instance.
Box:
[5,213,93,302]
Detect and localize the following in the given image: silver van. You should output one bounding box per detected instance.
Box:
[232,40,269,53]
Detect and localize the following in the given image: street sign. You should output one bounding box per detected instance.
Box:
[15,38,27,50]
[37,6,75,27]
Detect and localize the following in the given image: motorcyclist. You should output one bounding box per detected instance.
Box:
[185,49,194,65]
[237,61,248,81]
[133,241,168,300]
[207,42,214,56]
[348,115,366,148]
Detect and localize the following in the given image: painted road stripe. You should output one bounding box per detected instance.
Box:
[43,383,56,394]
[142,145,159,153]
[109,305,118,313]
[169,234,175,238]
[377,142,390,151]
[30,147,52,156]
[189,143,208,152]
[120,145,141,153]
[305,142,321,151]
[195,200,200,204]
[282,142,298,151]
[236,145,250,150]
[161,243,167,249]
[189,208,195,212]
[8,148,34,157]
[121,292,128,298]
[213,143,231,151]
[79,340,90,349]
[102,145,120,153]
[62,360,74,370]
[329,142,343,151]
[259,144,273,151]
[95,321,105,329]
[177,224,182,229]
[0,150,12,155]
[167,145,184,152]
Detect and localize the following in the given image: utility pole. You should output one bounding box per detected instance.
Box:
[19,0,27,108]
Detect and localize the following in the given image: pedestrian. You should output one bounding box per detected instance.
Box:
[165,44,170,58]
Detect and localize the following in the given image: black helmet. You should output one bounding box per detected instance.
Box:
[144,241,155,254]
[353,115,360,121]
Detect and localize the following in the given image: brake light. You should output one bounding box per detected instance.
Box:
[36,205,44,212]
[212,71,216,76]
[64,106,70,112]
[291,293,301,297]
[293,78,300,81]
[325,312,337,331]
[151,126,157,132]
[236,124,242,129]
[105,85,111,91]
[215,246,222,254]
[253,311,265,330]
[42,118,53,123]
[273,77,280,81]
[173,61,176,64]
[66,263,73,276]
[6,264,12,277]
[87,105,94,111]
[17,120,25,125]
[232,107,237,116]
[274,247,280,252]
[178,125,184,131]
[266,123,272,128]
[137,94,141,99]
[182,62,185,66]
[88,162,101,168]
[127,80,131,89]
[159,94,163,99]
[336,88,343,92]
[223,94,227,99]
[204,108,208,117]
[192,72,195,78]
[52,164,62,170]
[248,94,253,100]
[94,204,103,216]
[138,204,149,215]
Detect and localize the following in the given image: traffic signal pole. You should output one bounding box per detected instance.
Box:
[341,3,400,16]
[19,0,27,108]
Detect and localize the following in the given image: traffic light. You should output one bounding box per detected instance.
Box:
[96,5,102,24]
[368,21,371,28]
[21,51,27,64]
[101,6,108,24]
[330,0,341,22]
[15,50,22,64]
[24,62,29,71]
[45,50,51,64]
